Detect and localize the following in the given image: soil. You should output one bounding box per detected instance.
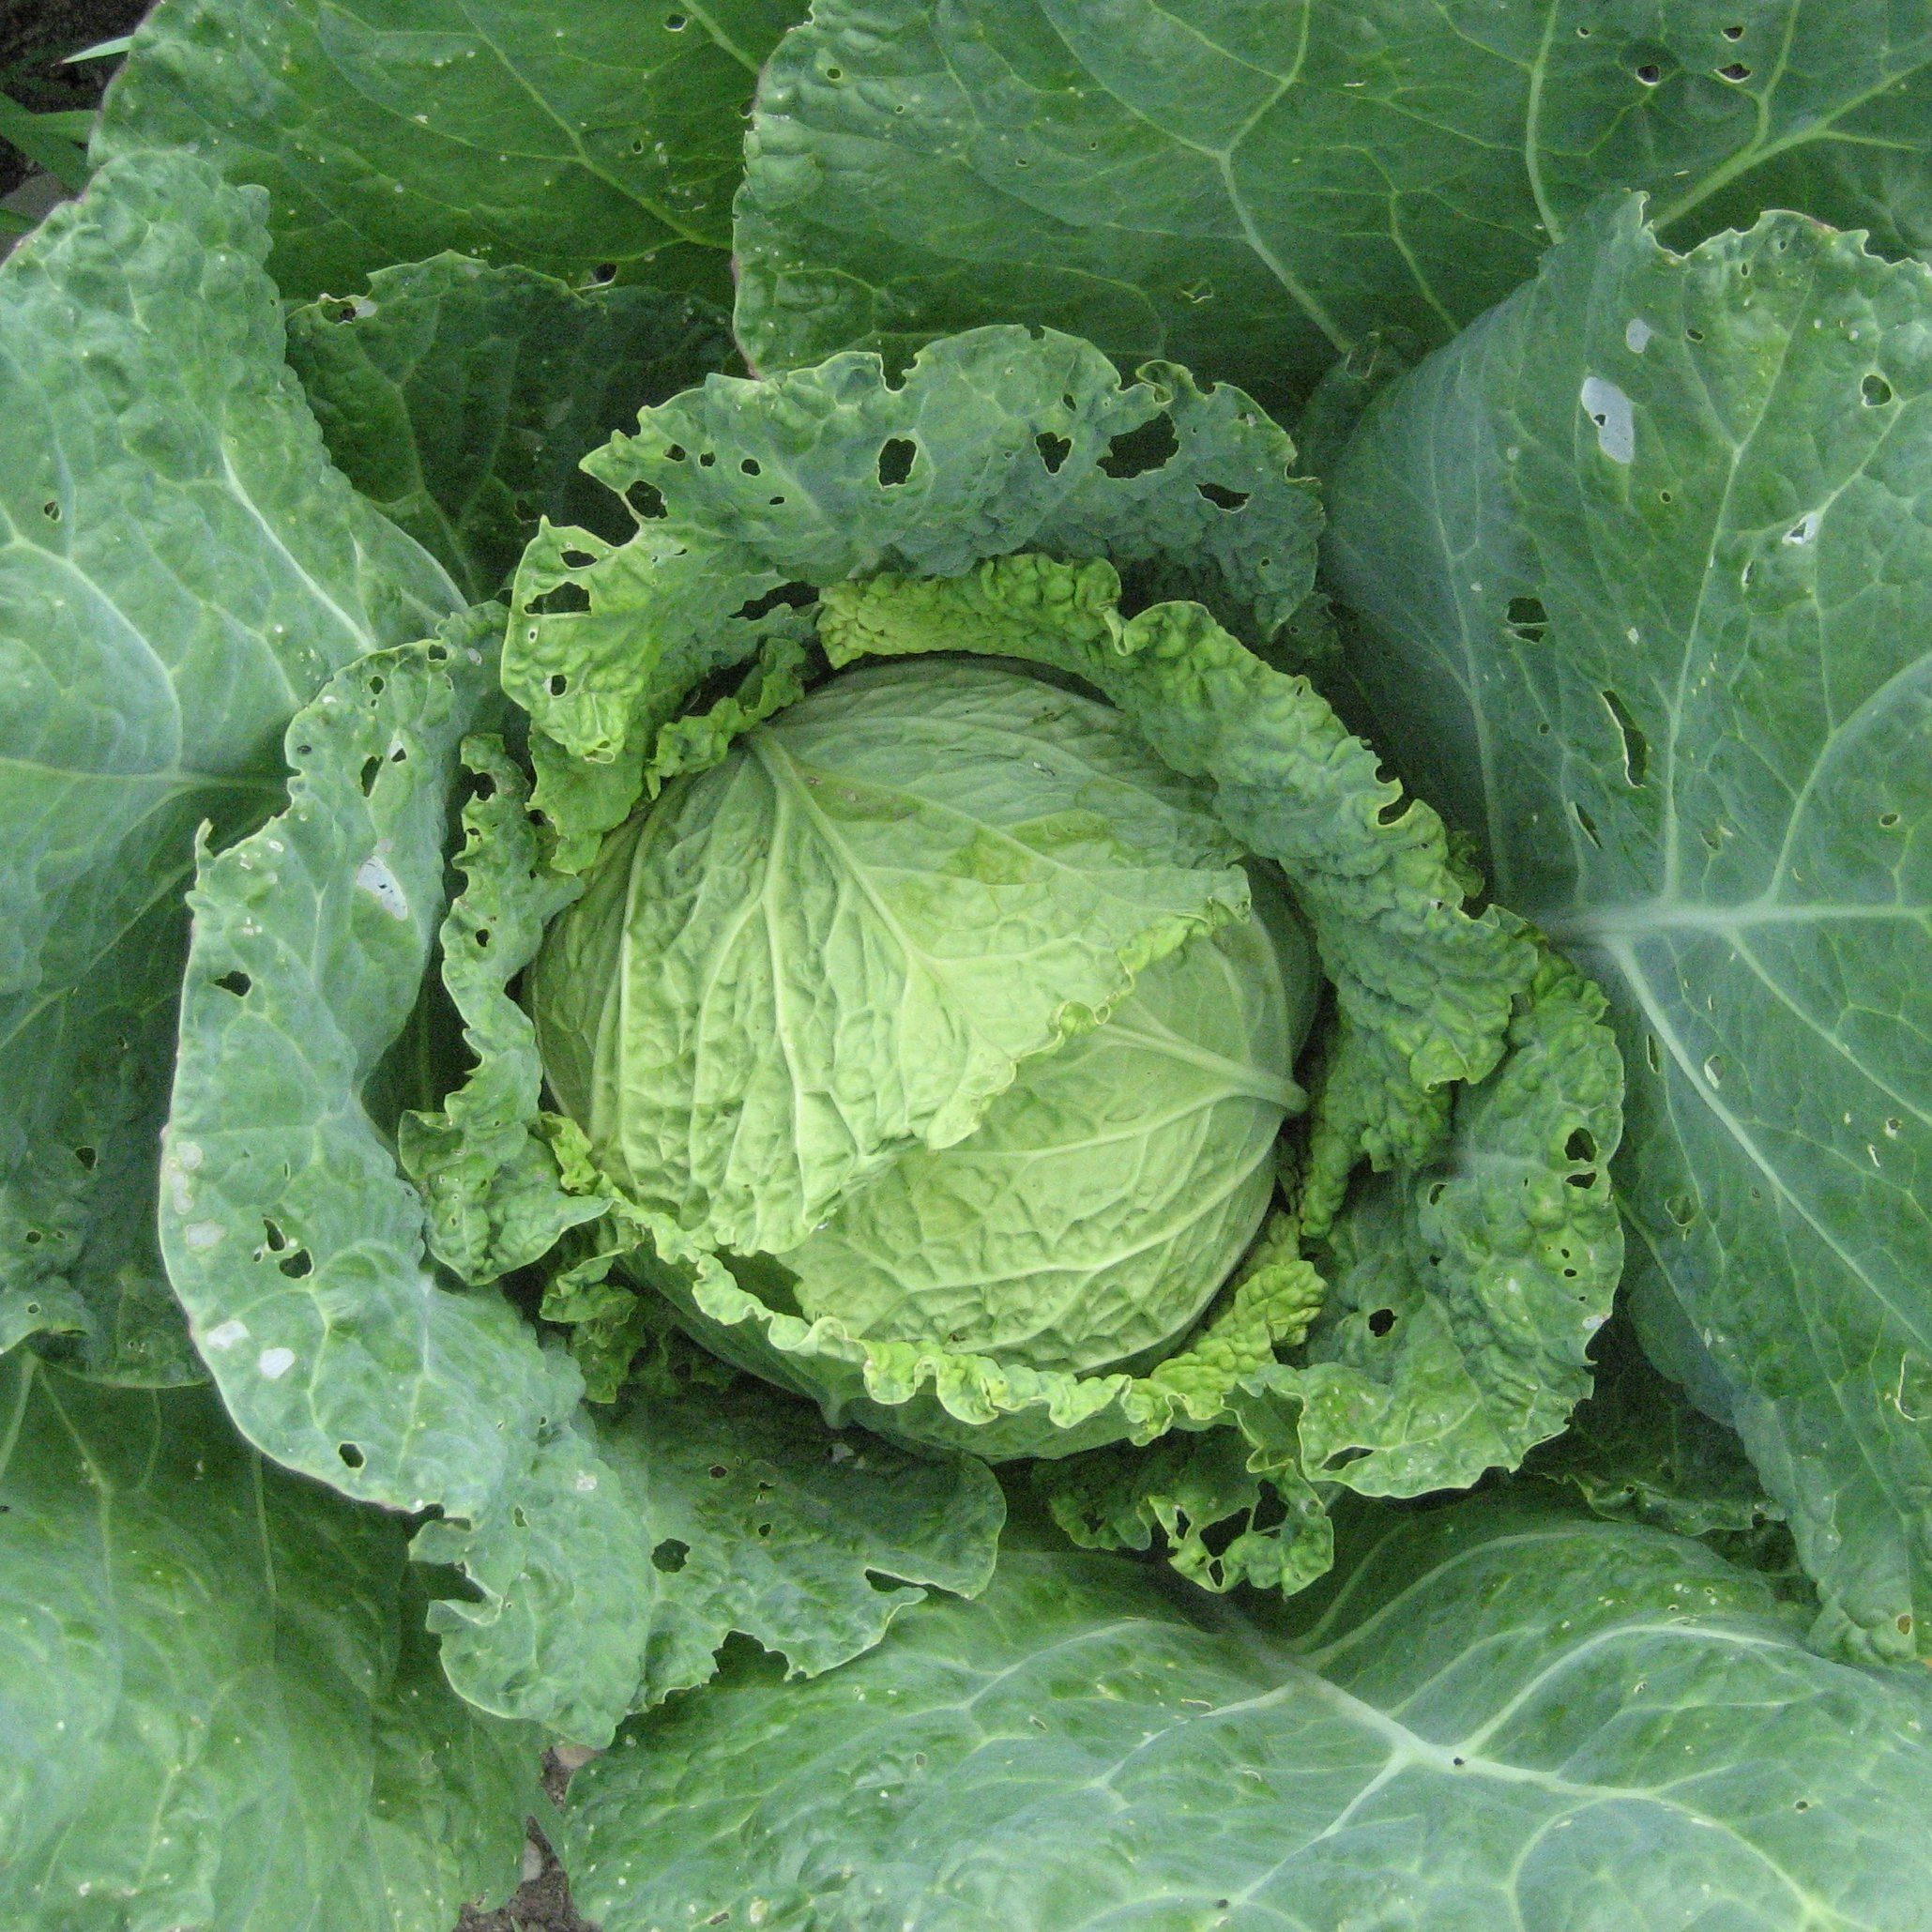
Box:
[459,1826,595,1932]
[1,0,150,196]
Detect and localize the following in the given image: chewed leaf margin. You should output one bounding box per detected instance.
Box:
[506,324,1323,868]
[159,605,662,1744]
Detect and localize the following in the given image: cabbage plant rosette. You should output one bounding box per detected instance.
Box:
[461,326,1626,1577]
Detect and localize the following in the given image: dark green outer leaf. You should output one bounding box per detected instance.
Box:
[1529,1311,1789,1548]
[559,1491,1932,1932]
[0,1353,538,1931]
[0,150,457,1384]
[96,0,802,306]
[1324,199,1931,1663]
[736,0,1932,408]
[285,256,737,603]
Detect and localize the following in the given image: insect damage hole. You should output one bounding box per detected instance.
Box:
[651,1538,690,1572]
[1506,594,1547,642]
[1035,431,1072,474]
[1197,480,1251,511]
[1099,412,1179,479]
[1599,689,1649,785]
[875,436,917,487]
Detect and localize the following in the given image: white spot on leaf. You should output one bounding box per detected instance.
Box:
[258,1346,297,1380]
[1624,318,1653,353]
[1580,377,1635,463]
[204,1319,249,1350]
[355,856,409,920]
[184,1221,226,1252]
[1784,510,1821,545]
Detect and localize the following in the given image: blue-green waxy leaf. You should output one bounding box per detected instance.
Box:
[0,150,457,1384]
[285,256,737,602]
[557,1491,1932,1932]
[1324,200,1932,1662]
[0,1353,539,1931]
[160,612,660,1744]
[97,0,804,305]
[736,0,1932,407]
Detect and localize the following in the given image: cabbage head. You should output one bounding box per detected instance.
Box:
[529,657,1319,1382]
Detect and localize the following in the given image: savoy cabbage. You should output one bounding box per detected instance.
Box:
[1,2,1927,1927]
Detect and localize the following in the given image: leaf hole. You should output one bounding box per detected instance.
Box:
[214,969,252,997]
[262,1217,288,1252]
[1197,481,1250,511]
[664,9,687,25]
[358,754,383,795]
[876,436,917,487]
[739,456,762,475]
[1716,61,1750,80]
[1635,62,1662,84]
[1426,1180,1447,1205]
[1323,1445,1371,1471]
[1645,1035,1662,1075]
[591,262,617,284]
[651,1537,691,1573]
[1685,327,1705,342]
[696,450,716,467]
[73,1145,96,1170]
[1666,1193,1698,1228]
[1564,1128,1597,1163]
[278,1247,314,1278]
[1722,22,1744,38]
[733,581,815,623]
[1862,373,1894,406]
[560,548,597,569]
[1572,802,1601,846]
[1099,413,1179,479]
[547,674,570,696]
[338,1441,365,1469]
[41,500,59,522]
[1505,594,1547,642]
[474,927,492,950]
[625,479,667,521]
[531,582,591,616]
[1366,1308,1396,1337]
[708,1463,728,1479]
[1879,811,1900,829]
[1600,689,1649,785]
[1035,431,1072,474]
[756,1521,772,1538]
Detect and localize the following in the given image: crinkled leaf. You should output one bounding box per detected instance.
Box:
[507,325,1319,862]
[593,1379,1004,1702]
[738,0,1932,407]
[1238,951,1625,1497]
[286,255,736,601]
[400,737,603,1284]
[1037,1422,1333,1597]
[160,614,658,1743]
[818,555,1537,1202]
[786,890,1309,1376]
[97,0,801,305]
[1325,201,1932,1662]
[0,151,456,1383]
[558,1490,1932,1932]
[529,656,1251,1257]
[0,1354,538,1931]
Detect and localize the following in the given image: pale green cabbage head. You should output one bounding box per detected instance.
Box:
[529,656,1318,1381]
